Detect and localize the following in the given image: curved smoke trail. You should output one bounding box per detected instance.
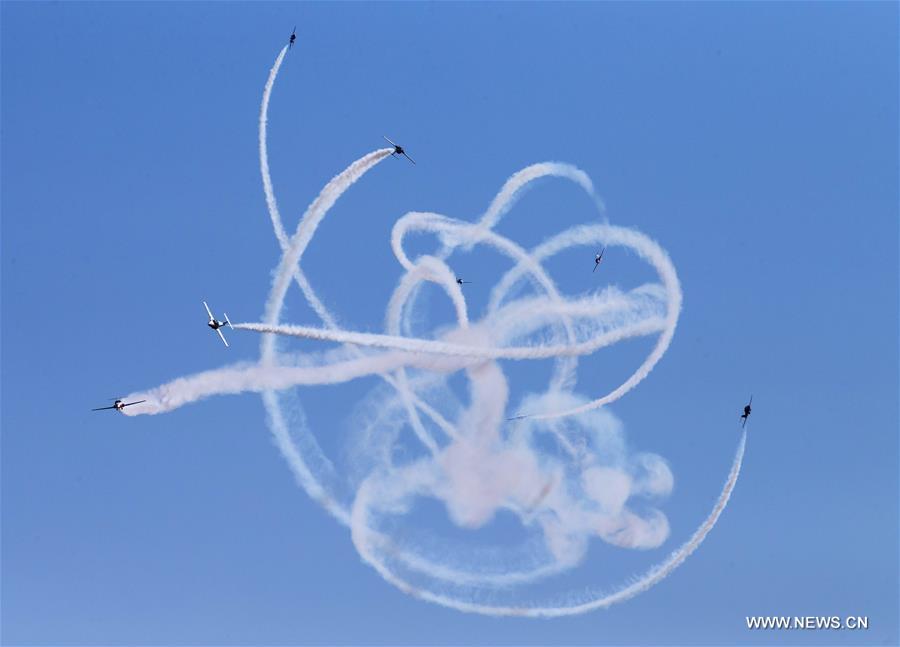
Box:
[122,46,745,616]
[260,46,288,246]
[349,432,747,616]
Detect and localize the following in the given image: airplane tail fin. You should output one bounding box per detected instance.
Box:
[224,313,233,330]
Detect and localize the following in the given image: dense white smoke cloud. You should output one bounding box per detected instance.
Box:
[123,45,745,616]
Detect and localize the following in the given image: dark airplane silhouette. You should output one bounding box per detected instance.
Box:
[740,396,752,428]
[289,27,296,49]
[593,248,605,272]
[92,398,146,413]
[383,136,415,164]
[456,278,471,285]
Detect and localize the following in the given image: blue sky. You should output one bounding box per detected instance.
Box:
[2,2,897,645]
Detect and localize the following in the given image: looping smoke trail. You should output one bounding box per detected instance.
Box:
[350,433,747,616]
[122,47,746,616]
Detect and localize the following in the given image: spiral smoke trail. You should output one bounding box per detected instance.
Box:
[123,46,746,617]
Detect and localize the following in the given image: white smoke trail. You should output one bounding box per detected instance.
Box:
[259,45,495,479]
[258,45,350,336]
[349,433,746,616]
[256,47,454,454]
[255,45,394,523]
[123,352,467,416]
[394,210,582,393]
[261,147,392,360]
[250,145,396,528]
[260,46,289,247]
[271,68,646,453]
[476,162,603,234]
[497,223,682,421]
[235,315,665,361]
[390,213,682,419]
[120,46,746,617]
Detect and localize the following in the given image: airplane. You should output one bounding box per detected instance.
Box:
[456,278,471,285]
[204,301,233,347]
[593,247,606,272]
[383,136,415,164]
[289,26,297,49]
[92,398,146,413]
[740,395,752,428]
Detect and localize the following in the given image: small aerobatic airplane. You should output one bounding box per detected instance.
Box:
[92,398,146,413]
[456,278,471,286]
[204,301,233,347]
[383,136,415,164]
[289,26,297,49]
[593,248,606,272]
[740,395,752,428]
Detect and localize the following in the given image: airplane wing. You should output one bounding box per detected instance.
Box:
[203,301,214,319]
[383,136,396,147]
[91,405,117,411]
[748,395,753,406]
[402,152,416,164]
[216,328,229,347]
[122,400,147,408]
[593,262,598,272]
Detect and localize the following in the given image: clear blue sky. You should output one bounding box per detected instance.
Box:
[2,2,897,645]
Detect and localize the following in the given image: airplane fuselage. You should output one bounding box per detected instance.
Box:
[208,318,225,330]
